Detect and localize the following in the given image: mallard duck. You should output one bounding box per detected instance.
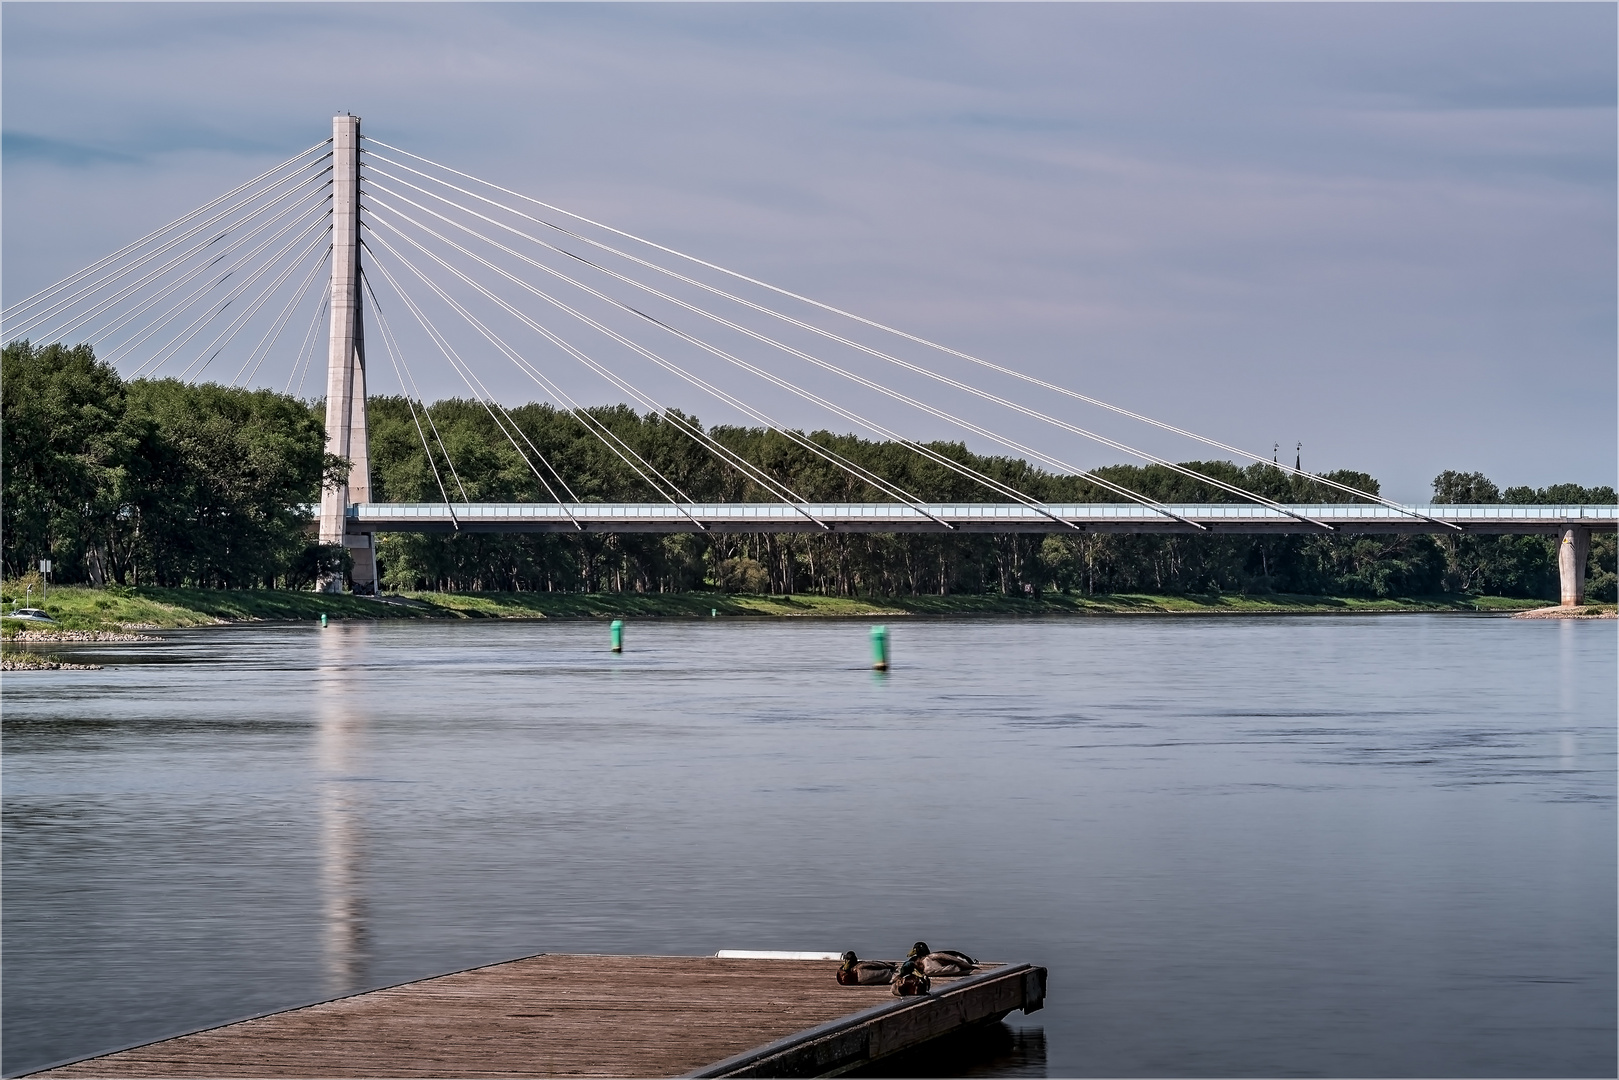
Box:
[836,951,897,986]
[907,941,977,977]
[891,958,931,997]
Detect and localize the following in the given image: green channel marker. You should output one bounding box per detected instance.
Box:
[870,624,889,671]
[610,619,624,653]
[319,613,327,628]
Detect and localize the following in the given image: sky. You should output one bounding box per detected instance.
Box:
[4,2,1615,502]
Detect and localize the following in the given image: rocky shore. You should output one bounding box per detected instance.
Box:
[8,629,160,642]
[1,653,103,671]
[1,628,153,671]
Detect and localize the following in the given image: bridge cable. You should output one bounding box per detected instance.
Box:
[127,204,333,379]
[607,288,1188,529]
[358,272,467,502]
[75,180,333,357]
[234,242,333,387]
[120,210,330,381]
[557,237,1328,528]
[363,205,952,531]
[366,209,966,531]
[366,195,1137,531]
[286,293,329,398]
[356,178,710,514]
[20,167,332,347]
[110,186,333,366]
[365,199,1061,528]
[367,171,1319,530]
[365,187,1134,526]
[8,156,333,342]
[364,214,933,531]
[362,150,1190,523]
[360,272,460,526]
[366,200,1060,531]
[358,237,709,531]
[365,157,1188,528]
[363,193,959,529]
[363,246,584,525]
[364,140,1444,528]
[368,269,709,526]
[371,256,583,521]
[186,224,335,383]
[103,188,334,372]
[4,141,330,327]
[3,139,331,326]
[384,139,1446,527]
[365,245,581,511]
[362,224,832,530]
[362,248,584,511]
[365,233,735,530]
[15,169,330,346]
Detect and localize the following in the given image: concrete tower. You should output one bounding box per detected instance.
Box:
[1559,526,1589,607]
[318,114,375,592]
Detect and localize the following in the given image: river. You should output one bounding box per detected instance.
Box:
[3,614,1614,1077]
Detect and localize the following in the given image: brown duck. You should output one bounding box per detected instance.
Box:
[907,941,977,977]
[836,951,897,986]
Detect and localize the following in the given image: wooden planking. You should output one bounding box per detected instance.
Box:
[29,955,1024,1079]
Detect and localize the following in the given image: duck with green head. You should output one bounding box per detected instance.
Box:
[836,951,897,986]
[890,958,931,997]
[907,942,977,977]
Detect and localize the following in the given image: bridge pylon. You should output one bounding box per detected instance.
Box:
[1559,526,1590,607]
[317,113,376,593]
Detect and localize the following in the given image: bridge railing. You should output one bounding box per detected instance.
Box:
[341,501,1618,535]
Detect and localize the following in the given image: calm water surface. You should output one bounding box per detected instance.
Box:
[4,615,1614,1077]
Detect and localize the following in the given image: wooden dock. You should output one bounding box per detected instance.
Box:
[28,953,1047,1078]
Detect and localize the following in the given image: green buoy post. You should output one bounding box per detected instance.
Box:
[711,608,717,618]
[610,619,624,653]
[319,613,328,628]
[870,624,889,671]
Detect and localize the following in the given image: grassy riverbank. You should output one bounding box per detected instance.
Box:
[0,583,1559,632]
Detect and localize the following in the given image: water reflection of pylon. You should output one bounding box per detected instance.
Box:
[317,624,370,998]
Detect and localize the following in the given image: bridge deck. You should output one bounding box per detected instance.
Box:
[27,954,1046,1079]
[348,502,1619,535]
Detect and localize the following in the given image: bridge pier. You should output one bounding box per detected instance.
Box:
[317,113,371,593]
[347,533,378,594]
[1559,526,1589,607]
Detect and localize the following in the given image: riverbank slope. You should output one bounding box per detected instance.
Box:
[0,584,1564,633]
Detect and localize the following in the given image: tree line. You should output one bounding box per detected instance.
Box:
[2,341,342,588]
[4,341,1614,600]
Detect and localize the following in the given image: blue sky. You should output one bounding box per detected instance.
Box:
[4,3,1614,501]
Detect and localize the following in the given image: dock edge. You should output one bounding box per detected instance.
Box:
[686,962,1047,1078]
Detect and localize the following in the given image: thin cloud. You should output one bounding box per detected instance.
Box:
[2,132,137,167]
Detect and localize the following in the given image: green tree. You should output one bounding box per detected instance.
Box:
[2,340,135,581]
[1433,470,1501,504]
[2,341,336,588]
[123,379,331,586]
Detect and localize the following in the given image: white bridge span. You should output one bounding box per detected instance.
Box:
[350,502,1617,536]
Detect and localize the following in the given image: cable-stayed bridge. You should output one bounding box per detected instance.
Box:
[6,115,1613,602]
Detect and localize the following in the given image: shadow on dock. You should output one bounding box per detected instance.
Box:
[847,1022,1047,1078]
